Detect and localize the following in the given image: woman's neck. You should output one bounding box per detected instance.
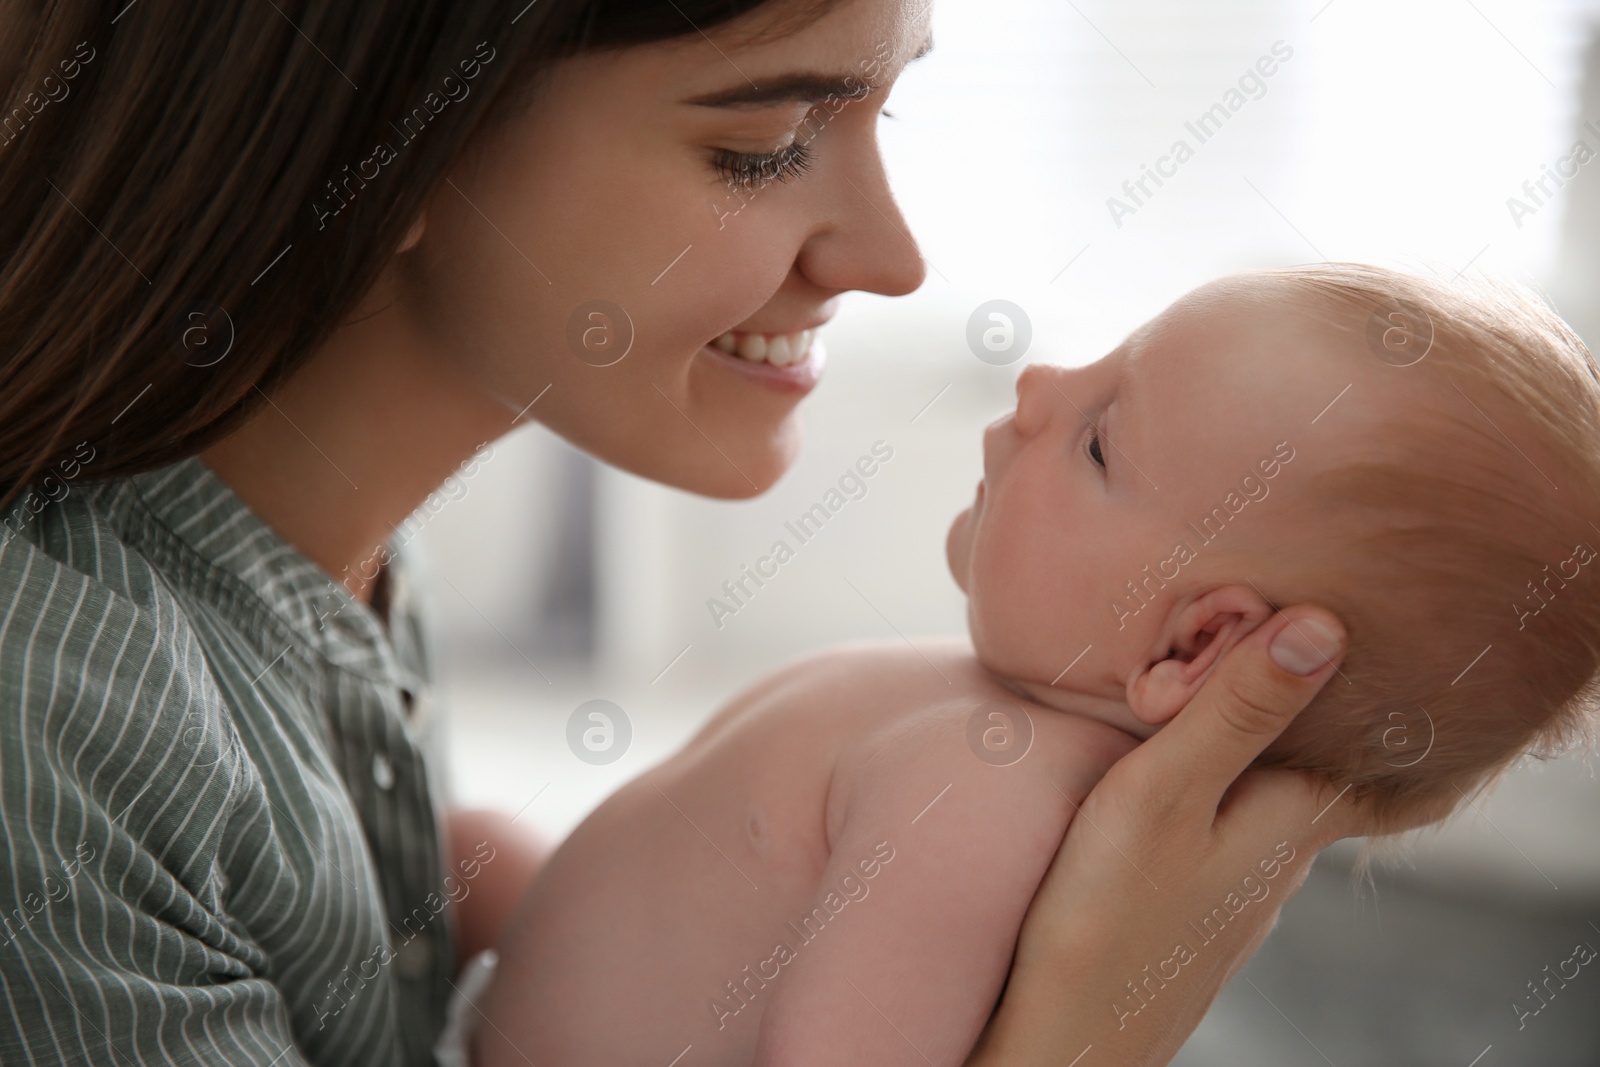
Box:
[200,270,514,603]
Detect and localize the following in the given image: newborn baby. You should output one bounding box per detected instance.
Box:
[477,264,1600,1066]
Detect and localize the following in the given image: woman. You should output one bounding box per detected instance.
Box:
[0,0,1374,1063]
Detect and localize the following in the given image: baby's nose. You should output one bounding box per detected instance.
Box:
[1014,363,1065,437]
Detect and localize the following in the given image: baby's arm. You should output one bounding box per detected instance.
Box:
[751,707,1111,1067]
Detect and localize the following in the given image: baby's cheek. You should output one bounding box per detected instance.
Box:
[974,504,1087,645]
[966,578,1042,672]
[989,571,1072,660]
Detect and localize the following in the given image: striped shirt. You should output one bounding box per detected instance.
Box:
[0,454,457,1065]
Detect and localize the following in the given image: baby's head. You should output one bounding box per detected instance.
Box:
[947,264,1600,833]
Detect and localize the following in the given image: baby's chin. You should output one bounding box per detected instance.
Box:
[945,507,973,592]
[940,511,966,591]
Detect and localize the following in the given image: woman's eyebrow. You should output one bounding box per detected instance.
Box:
[683,34,934,109]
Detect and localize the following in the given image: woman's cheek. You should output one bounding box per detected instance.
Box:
[700,211,797,299]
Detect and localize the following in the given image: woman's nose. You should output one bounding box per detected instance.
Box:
[794,147,927,298]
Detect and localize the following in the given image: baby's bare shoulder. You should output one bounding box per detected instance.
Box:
[695,638,982,730]
[764,636,984,691]
[673,638,982,759]
[821,682,1137,852]
[843,693,1133,794]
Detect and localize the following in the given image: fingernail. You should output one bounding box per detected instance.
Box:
[1270,618,1344,675]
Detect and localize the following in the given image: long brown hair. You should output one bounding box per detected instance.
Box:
[0,0,833,512]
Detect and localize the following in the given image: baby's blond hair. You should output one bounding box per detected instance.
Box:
[1212,264,1600,835]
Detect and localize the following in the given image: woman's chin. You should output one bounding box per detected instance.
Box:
[652,417,803,500]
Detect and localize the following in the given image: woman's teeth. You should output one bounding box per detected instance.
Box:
[710,329,815,367]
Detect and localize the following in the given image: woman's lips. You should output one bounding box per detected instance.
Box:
[700,330,827,394]
[710,327,816,367]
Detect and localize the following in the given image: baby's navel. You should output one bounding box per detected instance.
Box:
[746,807,766,852]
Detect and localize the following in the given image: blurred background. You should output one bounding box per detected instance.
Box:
[413,0,1600,1062]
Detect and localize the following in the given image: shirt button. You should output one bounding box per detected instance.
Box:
[393,932,432,980]
[371,752,396,791]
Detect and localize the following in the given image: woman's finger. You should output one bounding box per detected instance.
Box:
[1142,604,1347,812]
[1215,764,1377,850]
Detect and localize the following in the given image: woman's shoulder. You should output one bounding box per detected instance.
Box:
[2,474,202,627]
[0,480,233,763]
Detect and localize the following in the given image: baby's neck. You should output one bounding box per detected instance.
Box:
[991,673,1156,741]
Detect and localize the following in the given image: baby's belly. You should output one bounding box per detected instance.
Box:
[488,747,833,1066]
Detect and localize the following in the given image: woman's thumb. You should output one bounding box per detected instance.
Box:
[1150,605,1347,802]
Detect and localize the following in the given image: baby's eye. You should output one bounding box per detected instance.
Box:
[1086,424,1106,469]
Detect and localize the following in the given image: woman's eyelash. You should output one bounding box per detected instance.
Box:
[1086,424,1106,469]
[713,106,896,192]
[713,141,813,193]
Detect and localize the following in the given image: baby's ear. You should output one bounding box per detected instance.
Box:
[1125,585,1276,728]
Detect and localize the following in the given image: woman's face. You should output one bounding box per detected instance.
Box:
[403,0,932,496]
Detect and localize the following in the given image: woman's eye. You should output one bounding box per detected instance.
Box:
[1086,425,1106,469]
[712,141,814,193]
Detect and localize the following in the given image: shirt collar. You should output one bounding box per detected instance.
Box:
[95,454,415,687]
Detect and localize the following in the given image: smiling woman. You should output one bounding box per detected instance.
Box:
[0,1,774,493]
[344,0,931,512]
[0,1,1382,1066]
[0,0,929,1062]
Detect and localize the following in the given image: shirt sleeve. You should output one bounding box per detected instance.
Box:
[0,537,314,1066]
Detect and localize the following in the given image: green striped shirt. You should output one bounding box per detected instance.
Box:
[0,454,457,1065]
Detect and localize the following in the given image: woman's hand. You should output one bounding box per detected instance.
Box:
[445,807,552,972]
[965,605,1367,1066]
